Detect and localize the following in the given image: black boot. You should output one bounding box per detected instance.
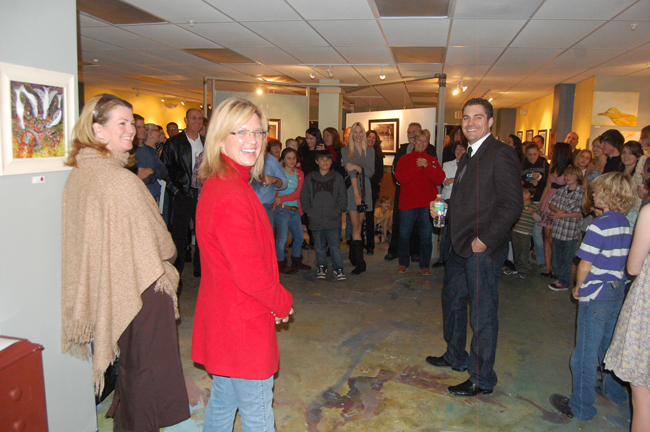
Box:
[349,243,357,266]
[351,240,366,275]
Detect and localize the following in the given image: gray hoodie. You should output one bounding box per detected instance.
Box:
[301,169,347,230]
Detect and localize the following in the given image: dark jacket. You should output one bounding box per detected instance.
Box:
[521,157,549,201]
[447,134,523,261]
[300,170,347,230]
[161,132,204,196]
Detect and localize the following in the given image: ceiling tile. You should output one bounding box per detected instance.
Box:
[233,47,299,65]
[597,49,650,67]
[444,46,504,65]
[496,47,564,67]
[203,0,302,21]
[443,64,491,80]
[309,20,385,46]
[548,48,621,68]
[286,0,375,20]
[533,0,637,20]
[282,46,346,63]
[81,26,170,50]
[398,63,443,77]
[453,0,543,19]
[628,68,650,77]
[178,23,273,47]
[589,64,650,76]
[122,0,232,23]
[243,21,328,47]
[449,19,526,47]
[336,46,394,64]
[575,20,650,49]
[78,12,111,27]
[379,18,450,46]
[511,20,605,48]
[80,36,124,52]
[615,2,650,21]
[119,24,221,49]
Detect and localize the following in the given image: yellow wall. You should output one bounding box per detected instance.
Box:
[573,77,595,149]
[84,86,202,133]
[515,93,554,147]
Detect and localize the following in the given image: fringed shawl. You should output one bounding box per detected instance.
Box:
[61,147,179,394]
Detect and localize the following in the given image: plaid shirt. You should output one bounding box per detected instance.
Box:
[549,185,584,240]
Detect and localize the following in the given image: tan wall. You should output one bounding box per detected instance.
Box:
[515,93,554,148]
[573,77,595,149]
[84,86,202,135]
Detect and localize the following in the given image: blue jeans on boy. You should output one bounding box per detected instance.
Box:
[532,222,544,267]
[313,228,344,270]
[552,238,581,287]
[398,207,432,269]
[203,375,275,432]
[274,207,304,261]
[569,281,629,420]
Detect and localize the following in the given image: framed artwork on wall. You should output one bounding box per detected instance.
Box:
[267,119,281,141]
[538,129,547,154]
[0,62,75,176]
[516,131,523,140]
[526,130,534,142]
[368,118,399,154]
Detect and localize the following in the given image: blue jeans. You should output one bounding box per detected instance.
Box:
[569,281,629,420]
[203,375,274,432]
[398,207,432,268]
[532,221,544,266]
[552,238,581,287]
[313,228,344,270]
[442,247,506,389]
[274,207,304,261]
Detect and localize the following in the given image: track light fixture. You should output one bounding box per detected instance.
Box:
[310,66,316,80]
[327,66,333,78]
[161,93,165,102]
[134,88,140,97]
[257,88,263,95]
[379,65,386,80]
[181,100,185,105]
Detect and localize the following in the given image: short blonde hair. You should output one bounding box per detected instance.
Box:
[348,122,367,160]
[65,94,133,167]
[199,97,267,182]
[564,164,584,183]
[591,172,635,214]
[415,129,431,142]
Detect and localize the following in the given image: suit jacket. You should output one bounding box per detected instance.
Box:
[447,134,523,261]
[161,131,205,196]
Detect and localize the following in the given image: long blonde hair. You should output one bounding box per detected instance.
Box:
[199,97,267,182]
[65,94,133,167]
[348,122,367,160]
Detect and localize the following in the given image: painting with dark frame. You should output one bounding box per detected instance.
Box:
[368,118,399,154]
[268,119,281,141]
[526,130,534,142]
[516,131,523,140]
[538,129,548,154]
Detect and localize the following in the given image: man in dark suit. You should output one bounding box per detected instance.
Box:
[162,108,205,280]
[385,122,437,261]
[426,98,522,396]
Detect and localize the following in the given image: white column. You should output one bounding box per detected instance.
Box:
[317,80,342,130]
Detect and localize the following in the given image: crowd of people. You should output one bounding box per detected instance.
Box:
[60,93,650,431]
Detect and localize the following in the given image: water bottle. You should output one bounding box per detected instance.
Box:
[432,196,447,228]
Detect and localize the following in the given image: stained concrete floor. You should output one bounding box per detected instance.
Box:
[98,242,632,431]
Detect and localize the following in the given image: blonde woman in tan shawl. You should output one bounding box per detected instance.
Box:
[61,94,189,431]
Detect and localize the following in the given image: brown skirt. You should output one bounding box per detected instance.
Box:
[107,284,190,432]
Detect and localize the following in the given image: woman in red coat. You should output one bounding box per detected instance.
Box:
[394,128,446,275]
[193,97,294,432]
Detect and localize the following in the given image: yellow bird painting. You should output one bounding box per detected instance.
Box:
[597,107,638,127]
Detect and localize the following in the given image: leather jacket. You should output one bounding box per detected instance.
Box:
[161,132,204,196]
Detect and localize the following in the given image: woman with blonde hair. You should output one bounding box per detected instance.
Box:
[193,97,293,431]
[62,94,189,430]
[341,122,375,274]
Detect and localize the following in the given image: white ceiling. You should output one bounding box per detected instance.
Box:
[78,0,650,113]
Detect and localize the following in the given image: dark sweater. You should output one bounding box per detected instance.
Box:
[521,157,549,201]
[300,170,347,230]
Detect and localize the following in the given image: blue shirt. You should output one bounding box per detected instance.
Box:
[134,144,168,200]
[251,152,288,205]
[576,211,632,302]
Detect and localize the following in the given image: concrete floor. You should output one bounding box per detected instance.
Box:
[98,242,631,431]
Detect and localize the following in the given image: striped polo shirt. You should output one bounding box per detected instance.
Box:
[576,211,632,302]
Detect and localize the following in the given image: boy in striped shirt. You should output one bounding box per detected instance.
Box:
[550,172,635,421]
[504,183,540,278]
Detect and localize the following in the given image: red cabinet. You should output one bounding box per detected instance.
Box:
[0,337,48,432]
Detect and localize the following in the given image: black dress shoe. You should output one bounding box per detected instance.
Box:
[431,262,445,268]
[425,355,467,372]
[448,379,493,396]
[384,253,398,261]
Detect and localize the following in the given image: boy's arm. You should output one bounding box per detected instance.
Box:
[573,259,593,300]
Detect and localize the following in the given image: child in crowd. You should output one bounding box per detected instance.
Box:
[550,172,635,421]
[548,165,585,291]
[300,150,347,281]
[521,142,549,270]
[267,139,282,160]
[274,148,311,275]
[374,196,393,245]
[504,183,540,279]
[286,138,301,170]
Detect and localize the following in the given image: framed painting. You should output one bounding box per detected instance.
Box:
[267,118,281,141]
[0,62,75,176]
[538,129,547,154]
[516,131,523,140]
[368,118,399,154]
[526,130,534,142]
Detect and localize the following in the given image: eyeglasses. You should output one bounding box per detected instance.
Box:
[92,94,120,122]
[231,129,268,140]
